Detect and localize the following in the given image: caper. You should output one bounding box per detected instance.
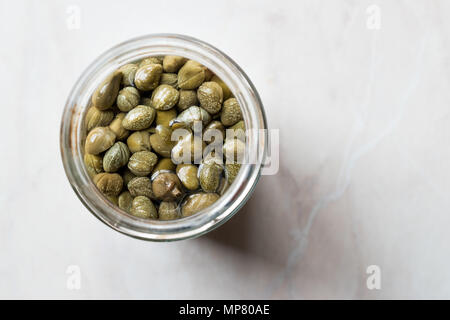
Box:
[225,163,241,184]
[93,173,123,196]
[158,201,181,220]
[211,75,232,100]
[139,57,163,67]
[152,158,176,178]
[152,172,184,202]
[140,97,153,107]
[127,151,158,176]
[150,125,175,158]
[109,113,130,140]
[105,194,119,205]
[230,120,245,132]
[176,164,199,191]
[163,56,187,73]
[177,90,198,111]
[160,73,178,87]
[122,168,137,186]
[227,120,246,141]
[203,120,225,145]
[122,105,156,130]
[119,64,138,87]
[151,84,179,111]
[103,142,130,173]
[221,98,243,126]
[197,81,223,114]
[155,109,177,127]
[198,156,223,192]
[116,87,140,112]
[181,192,219,217]
[178,60,205,89]
[85,107,114,132]
[85,126,116,155]
[118,191,133,213]
[127,177,155,199]
[204,68,214,81]
[134,64,163,91]
[130,196,158,219]
[92,71,122,110]
[223,138,246,163]
[84,153,103,178]
[126,131,151,153]
[170,106,211,129]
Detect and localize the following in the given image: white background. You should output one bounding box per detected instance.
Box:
[1,0,450,299]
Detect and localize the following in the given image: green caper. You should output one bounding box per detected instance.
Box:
[230,120,245,132]
[225,163,241,184]
[160,73,178,87]
[158,201,181,220]
[211,75,232,100]
[93,172,123,196]
[118,191,133,213]
[151,158,176,178]
[197,81,223,114]
[105,194,118,205]
[85,126,116,155]
[139,57,163,67]
[181,192,219,217]
[221,98,243,126]
[152,172,184,202]
[204,68,214,81]
[176,164,199,191]
[163,56,187,73]
[127,151,158,176]
[178,60,205,89]
[119,64,138,87]
[126,131,151,153]
[150,125,175,158]
[134,64,162,91]
[122,168,136,186]
[155,109,177,127]
[198,156,223,192]
[84,153,103,178]
[92,71,122,110]
[140,97,153,107]
[203,120,225,145]
[170,106,211,129]
[116,87,140,112]
[122,105,156,130]
[177,90,198,111]
[103,142,130,173]
[85,107,114,132]
[151,85,179,110]
[109,113,129,140]
[127,177,155,199]
[130,196,158,219]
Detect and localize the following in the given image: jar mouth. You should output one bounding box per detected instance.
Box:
[60,34,267,241]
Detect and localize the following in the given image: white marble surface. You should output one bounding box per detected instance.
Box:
[1,0,450,299]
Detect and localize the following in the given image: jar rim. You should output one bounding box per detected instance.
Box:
[60,33,267,241]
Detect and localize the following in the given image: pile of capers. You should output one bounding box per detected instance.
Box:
[83,56,245,220]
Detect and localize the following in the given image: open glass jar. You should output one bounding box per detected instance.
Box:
[60,34,267,241]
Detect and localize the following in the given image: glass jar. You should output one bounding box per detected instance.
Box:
[60,34,267,241]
